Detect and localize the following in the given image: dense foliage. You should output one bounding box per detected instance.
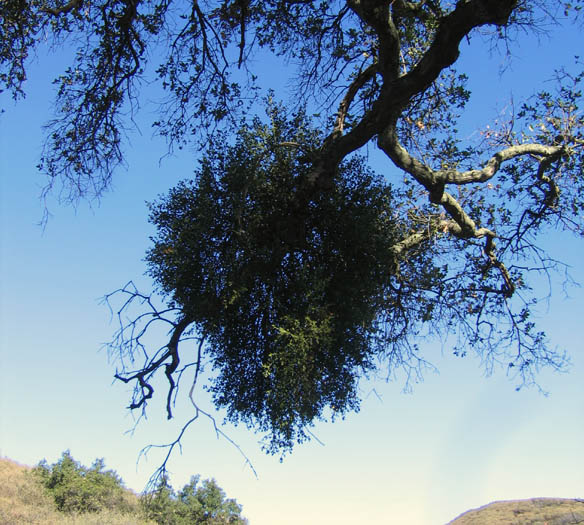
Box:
[32,452,247,524]
[3,1,584,457]
[143,475,247,525]
[144,107,423,451]
[34,451,133,514]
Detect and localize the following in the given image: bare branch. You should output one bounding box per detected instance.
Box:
[141,388,257,494]
[389,230,429,257]
[334,63,379,133]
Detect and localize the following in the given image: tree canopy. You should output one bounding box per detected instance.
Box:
[4,0,584,458]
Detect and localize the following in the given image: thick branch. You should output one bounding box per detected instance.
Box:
[441,143,564,184]
[377,124,551,298]
[313,0,519,189]
[115,315,193,417]
[399,0,518,99]
[164,316,193,419]
[378,125,567,201]
[347,0,400,78]
[389,231,429,257]
[377,124,440,192]
[41,0,83,16]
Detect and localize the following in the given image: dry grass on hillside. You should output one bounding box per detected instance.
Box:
[0,457,155,525]
[0,456,60,524]
[448,497,584,525]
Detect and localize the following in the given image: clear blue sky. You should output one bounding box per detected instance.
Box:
[1,15,583,525]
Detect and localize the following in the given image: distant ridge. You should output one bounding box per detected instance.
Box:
[448,497,584,524]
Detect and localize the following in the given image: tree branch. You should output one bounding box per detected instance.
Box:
[441,143,565,184]
[389,230,429,257]
[163,316,194,419]
[399,0,518,99]
[334,63,379,133]
[347,0,400,78]
[378,122,569,201]
[438,191,495,239]
[311,0,520,190]
[41,0,83,17]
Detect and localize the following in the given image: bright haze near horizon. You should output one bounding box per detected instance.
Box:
[1,13,583,525]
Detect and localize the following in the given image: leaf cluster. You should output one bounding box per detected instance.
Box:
[137,85,577,453]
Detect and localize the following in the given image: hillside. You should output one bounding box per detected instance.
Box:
[448,498,584,525]
[0,457,154,525]
[5,454,582,525]
[0,453,247,525]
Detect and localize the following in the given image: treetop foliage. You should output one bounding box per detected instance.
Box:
[4,0,584,459]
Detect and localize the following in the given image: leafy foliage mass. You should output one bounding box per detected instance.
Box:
[31,451,246,524]
[146,107,413,451]
[143,475,247,525]
[3,0,584,457]
[34,451,133,515]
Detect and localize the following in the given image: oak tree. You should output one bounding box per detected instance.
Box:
[4,1,583,457]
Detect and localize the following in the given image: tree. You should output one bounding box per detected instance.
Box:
[176,476,247,524]
[141,475,177,525]
[4,1,584,457]
[34,451,133,514]
[143,474,248,524]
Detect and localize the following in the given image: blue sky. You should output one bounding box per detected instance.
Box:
[1,13,583,525]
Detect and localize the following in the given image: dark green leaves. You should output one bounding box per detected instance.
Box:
[147,107,402,452]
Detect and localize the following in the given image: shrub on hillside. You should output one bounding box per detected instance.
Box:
[34,451,135,515]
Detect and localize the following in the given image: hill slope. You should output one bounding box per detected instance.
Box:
[448,498,584,525]
[0,457,154,525]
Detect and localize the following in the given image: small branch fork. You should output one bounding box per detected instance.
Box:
[141,401,257,494]
[103,282,257,481]
[103,283,197,419]
[114,315,192,418]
